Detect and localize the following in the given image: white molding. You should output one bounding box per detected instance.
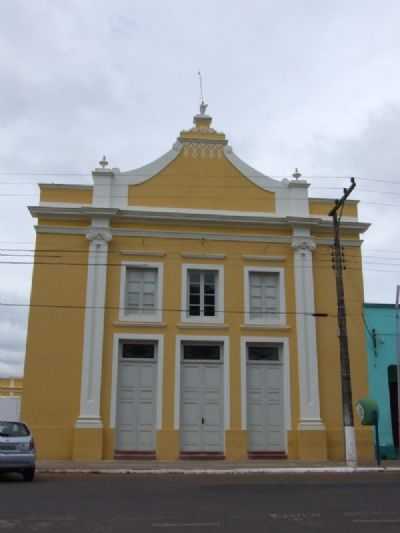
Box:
[244,266,286,326]
[242,255,286,262]
[292,228,325,431]
[180,253,226,260]
[117,144,182,185]
[240,324,290,330]
[75,221,111,429]
[113,321,167,328]
[34,225,364,249]
[181,263,224,324]
[110,333,164,430]
[30,206,369,234]
[118,261,164,323]
[240,336,291,440]
[120,250,166,257]
[177,323,230,329]
[223,147,285,192]
[174,335,230,431]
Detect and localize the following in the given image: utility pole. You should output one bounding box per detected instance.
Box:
[329,177,357,466]
[395,285,400,456]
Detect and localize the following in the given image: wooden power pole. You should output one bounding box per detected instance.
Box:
[329,177,357,466]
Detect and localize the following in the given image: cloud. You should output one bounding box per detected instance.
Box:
[0,289,28,377]
[0,0,400,374]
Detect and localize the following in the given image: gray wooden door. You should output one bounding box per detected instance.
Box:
[247,356,284,452]
[181,361,223,452]
[116,344,157,451]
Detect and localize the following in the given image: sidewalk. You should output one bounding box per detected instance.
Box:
[37,459,400,475]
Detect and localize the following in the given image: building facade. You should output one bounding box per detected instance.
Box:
[364,303,399,459]
[22,107,373,461]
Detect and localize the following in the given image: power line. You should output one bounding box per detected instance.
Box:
[0,301,330,317]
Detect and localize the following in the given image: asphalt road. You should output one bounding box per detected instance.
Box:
[1,472,400,532]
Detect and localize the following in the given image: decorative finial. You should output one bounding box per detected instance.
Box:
[292,167,302,180]
[99,155,109,168]
[198,71,207,115]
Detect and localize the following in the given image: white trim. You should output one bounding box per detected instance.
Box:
[110,333,164,430]
[223,147,285,191]
[113,321,167,328]
[240,336,291,447]
[29,205,369,232]
[177,323,230,329]
[181,263,224,324]
[292,229,325,431]
[240,324,290,330]
[242,255,286,262]
[119,261,164,323]
[174,335,230,431]
[117,144,182,184]
[180,253,225,260]
[244,266,286,326]
[75,224,111,429]
[120,250,166,257]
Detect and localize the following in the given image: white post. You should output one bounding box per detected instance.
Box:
[75,221,112,429]
[292,229,325,431]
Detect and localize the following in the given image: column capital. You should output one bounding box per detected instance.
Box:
[86,228,112,243]
[292,237,316,253]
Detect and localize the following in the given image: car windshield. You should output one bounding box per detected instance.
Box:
[0,422,29,437]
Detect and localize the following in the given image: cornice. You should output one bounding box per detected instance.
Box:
[28,205,369,233]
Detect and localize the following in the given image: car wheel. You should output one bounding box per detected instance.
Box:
[22,468,35,482]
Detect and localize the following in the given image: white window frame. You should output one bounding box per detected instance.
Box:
[181,263,224,324]
[244,266,286,326]
[119,261,163,323]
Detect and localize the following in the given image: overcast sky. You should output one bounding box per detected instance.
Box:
[1,0,400,377]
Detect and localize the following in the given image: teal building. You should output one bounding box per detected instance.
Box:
[363,303,399,459]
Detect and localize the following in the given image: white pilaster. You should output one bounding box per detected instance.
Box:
[75,219,112,429]
[92,162,114,208]
[292,228,325,431]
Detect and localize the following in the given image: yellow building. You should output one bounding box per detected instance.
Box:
[0,378,23,397]
[22,105,373,461]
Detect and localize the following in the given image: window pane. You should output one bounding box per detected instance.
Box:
[122,343,155,359]
[189,270,201,283]
[187,269,218,318]
[249,271,279,318]
[189,305,201,316]
[183,344,220,360]
[125,267,158,314]
[248,345,280,361]
[204,272,216,284]
[189,294,200,306]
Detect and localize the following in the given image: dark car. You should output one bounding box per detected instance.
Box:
[0,421,36,481]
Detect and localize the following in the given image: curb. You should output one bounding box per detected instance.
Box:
[37,466,400,475]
